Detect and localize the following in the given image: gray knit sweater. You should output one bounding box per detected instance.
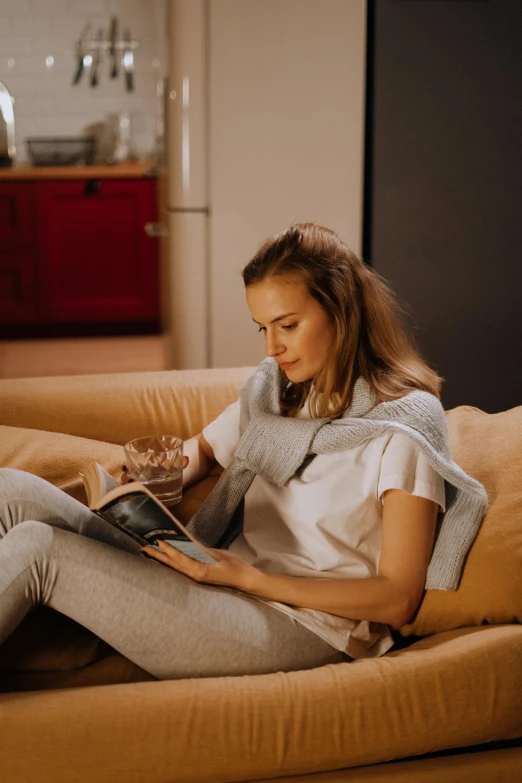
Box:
[187,357,488,590]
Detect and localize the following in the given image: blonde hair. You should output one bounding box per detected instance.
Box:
[242,222,443,418]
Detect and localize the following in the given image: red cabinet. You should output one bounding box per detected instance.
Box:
[0,181,34,243]
[0,182,38,323]
[0,176,159,334]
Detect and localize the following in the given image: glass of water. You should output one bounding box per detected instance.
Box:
[123,435,184,507]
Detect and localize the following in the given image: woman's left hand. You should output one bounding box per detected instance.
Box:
[141,541,262,593]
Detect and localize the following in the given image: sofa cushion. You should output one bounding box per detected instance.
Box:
[0,424,125,503]
[400,405,522,637]
[0,624,521,782]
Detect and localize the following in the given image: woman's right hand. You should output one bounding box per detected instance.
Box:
[120,465,133,485]
[120,456,190,485]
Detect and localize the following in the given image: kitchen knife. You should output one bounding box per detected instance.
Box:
[122,28,135,92]
[0,81,16,162]
[108,16,118,79]
[90,28,104,87]
[72,23,91,85]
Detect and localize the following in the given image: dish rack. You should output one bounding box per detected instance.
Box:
[25,137,97,167]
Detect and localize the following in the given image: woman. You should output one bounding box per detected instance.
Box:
[0,223,486,679]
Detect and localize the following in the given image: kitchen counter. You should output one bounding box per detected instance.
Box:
[0,161,160,180]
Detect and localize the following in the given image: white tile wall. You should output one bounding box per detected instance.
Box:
[0,0,167,163]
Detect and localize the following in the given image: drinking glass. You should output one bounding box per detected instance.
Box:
[123,435,183,507]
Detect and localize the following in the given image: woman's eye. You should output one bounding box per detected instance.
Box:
[257,323,297,333]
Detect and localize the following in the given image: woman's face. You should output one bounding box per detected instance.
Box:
[246,274,336,382]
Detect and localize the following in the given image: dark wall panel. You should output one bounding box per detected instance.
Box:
[368,0,522,412]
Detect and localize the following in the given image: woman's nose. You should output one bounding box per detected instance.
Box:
[265,331,284,357]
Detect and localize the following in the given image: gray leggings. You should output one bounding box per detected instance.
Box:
[0,468,348,680]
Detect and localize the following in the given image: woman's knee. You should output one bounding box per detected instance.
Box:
[0,469,63,513]
[3,520,56,574]
[2,521,58,607]
[0,467,22,489]
[7,519,54,548]
[0,468,42,497]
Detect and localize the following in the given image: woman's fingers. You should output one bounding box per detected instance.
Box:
[120,465,134,485]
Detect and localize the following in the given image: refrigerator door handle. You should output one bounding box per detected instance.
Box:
[144,222,169,238]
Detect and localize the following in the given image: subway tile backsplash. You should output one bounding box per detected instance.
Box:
[0,0,167,164]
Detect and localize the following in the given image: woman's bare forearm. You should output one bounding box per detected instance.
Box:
[246,570,408,628]
[182,435,216,488]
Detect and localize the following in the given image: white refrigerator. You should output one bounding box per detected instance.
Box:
[163,0,367,370]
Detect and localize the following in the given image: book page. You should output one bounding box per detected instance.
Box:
[95,463,120,497]
[152,539,218,565]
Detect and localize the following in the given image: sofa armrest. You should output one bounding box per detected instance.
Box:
[0,367,256,444]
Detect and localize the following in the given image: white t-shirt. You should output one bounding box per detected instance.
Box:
[202,398,446,660]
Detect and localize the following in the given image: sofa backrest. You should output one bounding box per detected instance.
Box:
[400,404,522,636]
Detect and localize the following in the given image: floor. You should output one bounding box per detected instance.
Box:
[0,334,170,380]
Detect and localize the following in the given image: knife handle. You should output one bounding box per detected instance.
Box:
[122,28,135,92]
[72,58,84,85]
[109,16,118,78]
[72,23,90,86]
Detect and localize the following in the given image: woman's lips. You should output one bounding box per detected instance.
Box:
[278,360,298,371]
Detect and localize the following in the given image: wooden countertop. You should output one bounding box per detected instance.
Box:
[0,161,160,180]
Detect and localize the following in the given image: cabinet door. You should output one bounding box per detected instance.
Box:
[0,181,33,244]
[0,182,38,324]
[36,179,159,322]
[0,250,38,323]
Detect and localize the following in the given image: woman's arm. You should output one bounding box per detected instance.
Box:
[181,433,217,488]
[244,489,439,629]
[143,488,438,630]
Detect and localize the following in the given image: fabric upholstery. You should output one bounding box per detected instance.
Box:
[0,367,255,444]
[0,425,125,504]
[0,624,520,782]
[253,745,522,783]
[400,404,522,636]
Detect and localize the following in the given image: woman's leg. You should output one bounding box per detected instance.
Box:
[0,520,348,679]
[0,468,140,554]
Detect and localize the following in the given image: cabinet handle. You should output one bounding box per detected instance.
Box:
[84,180,102,196]
[144,222,169,238]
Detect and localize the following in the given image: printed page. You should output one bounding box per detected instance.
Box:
[152,539,218,564]
[96,463,120,497]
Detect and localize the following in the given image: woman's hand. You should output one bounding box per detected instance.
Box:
[121,456,190,484]
[141,541,262,593]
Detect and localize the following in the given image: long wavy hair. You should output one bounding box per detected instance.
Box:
[242,222,443,418]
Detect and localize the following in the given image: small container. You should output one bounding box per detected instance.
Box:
[25,137,97,167]
[123,435,184,507]
[112,111,133,163]
[0,80,16,167]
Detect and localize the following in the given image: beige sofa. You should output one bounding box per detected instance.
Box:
[0,367,520,783]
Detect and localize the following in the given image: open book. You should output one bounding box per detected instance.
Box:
[79,461,218,564]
